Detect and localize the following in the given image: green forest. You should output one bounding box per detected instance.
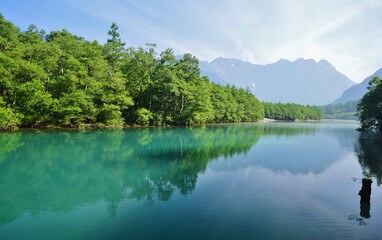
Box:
[357,77,382,132]
[0,15,323,130]
[263,102,323,121]
[320,100,358,120]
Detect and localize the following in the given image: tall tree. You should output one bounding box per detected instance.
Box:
[0,15,266,129]
[0,13,20,52]
[104,22,125,76]
[122,44,157,123]
[357,77,382,132]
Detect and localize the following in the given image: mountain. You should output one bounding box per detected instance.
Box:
[199,61,230,86]
[333,68,382,104]
[200,57,355,105]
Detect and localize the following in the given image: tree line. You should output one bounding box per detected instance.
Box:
[263,102,323,121]
[0,15,324,130]
[357,77,382,132]
[320,100,358,120]
[0,15,266,130]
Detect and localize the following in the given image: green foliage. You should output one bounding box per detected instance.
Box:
[320,100,359,120]
[357,77,382,132]
[0,106,22,130]
[56,90,96,128]
[0,16,264,130]
[263,102,323,121]
[0,15,20,52]
[97,104,124,128]
[104,22,125,75]
[355,134,382,185]
[135,108,153,126]
[0,125,264,222]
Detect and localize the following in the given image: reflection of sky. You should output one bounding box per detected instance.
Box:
[3,152,381,240]
[3,122,382,240]
[190,153,382,240]
[209,123,360,175]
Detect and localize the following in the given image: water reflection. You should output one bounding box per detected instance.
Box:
[352,133,382,224]
[210,123,359,174]
[355,133,382,185]
[0,126,263,224]
[0,133,23,163]
[358,178,372,218]
[0,123,361,226]
[360,200,371,219]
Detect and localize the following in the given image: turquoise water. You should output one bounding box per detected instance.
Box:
[0,122,381,239]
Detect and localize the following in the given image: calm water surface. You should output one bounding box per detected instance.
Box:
[0,122,381,239]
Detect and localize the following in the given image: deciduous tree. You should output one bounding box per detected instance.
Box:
[357,77,382,132]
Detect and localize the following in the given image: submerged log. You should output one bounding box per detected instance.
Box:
[358,178,372,218]
[358,178,372,203]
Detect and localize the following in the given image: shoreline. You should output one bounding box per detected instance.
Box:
[1,118,359,132]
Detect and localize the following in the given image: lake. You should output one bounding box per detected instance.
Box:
[0,122,381,240]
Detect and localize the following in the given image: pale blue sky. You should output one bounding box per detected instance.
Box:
[1,0,382,83]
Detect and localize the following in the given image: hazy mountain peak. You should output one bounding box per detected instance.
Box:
[318,59,330,65]
[210,57,251,65]
[274,58,291,64]
[294,58,315,63]
[200,57,355,105]
[333,67,382,104]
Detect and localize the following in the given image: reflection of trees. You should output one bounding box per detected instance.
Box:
[0,133,23,163]
[355,134,382,185]
[261,123,316,137]
[0,125,263,224]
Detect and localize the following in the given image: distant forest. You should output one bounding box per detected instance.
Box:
[320,100,359,120]
[263,102,323,121]
[0,14,322,130]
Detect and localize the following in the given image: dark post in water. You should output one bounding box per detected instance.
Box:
[358,178,372,218]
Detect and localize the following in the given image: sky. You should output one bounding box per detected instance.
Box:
[1,0,382,83]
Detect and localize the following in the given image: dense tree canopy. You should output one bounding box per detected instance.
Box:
[357,77,382,132]
[263,102,323,121]
[0,15,326,130]
[0,15,266,130]
[320,100,359,120]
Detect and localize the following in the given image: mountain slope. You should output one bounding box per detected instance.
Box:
[200,57,355,105]
[333,68,382,104]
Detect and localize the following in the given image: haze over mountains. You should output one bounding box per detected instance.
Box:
[200,58,355,105]
[333,68,382,104]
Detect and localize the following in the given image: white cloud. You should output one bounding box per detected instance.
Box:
[49,0,382,82]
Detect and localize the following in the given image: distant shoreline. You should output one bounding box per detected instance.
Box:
[1,119,360,132]
[261,118,278,123]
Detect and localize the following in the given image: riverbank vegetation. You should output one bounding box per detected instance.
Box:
[263,102,323,121]
[0,15,264,130]
[320,100,358,120]
[0,15,324,130]
[357,77,382,132]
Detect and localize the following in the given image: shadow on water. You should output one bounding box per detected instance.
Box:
[350,133,382,225]
[355,133,382,185]
[0,123,352,225]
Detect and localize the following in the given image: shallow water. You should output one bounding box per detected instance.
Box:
[0,122,381,239]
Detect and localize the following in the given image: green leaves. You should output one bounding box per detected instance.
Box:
[0,107,22,130]
[0,15,20,52]
[97,104,124,128]
[135,108,153,126]
[357,77,382,132]
[0,96,22,130]
[263,102,323,121]
[104,23,125,74]
[56,90,96,127]
[0,16,265,130]
[16,80,53,125]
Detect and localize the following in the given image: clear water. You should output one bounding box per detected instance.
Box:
[0,122,381,240]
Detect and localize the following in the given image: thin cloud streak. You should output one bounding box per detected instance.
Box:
[2,0,382,82]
